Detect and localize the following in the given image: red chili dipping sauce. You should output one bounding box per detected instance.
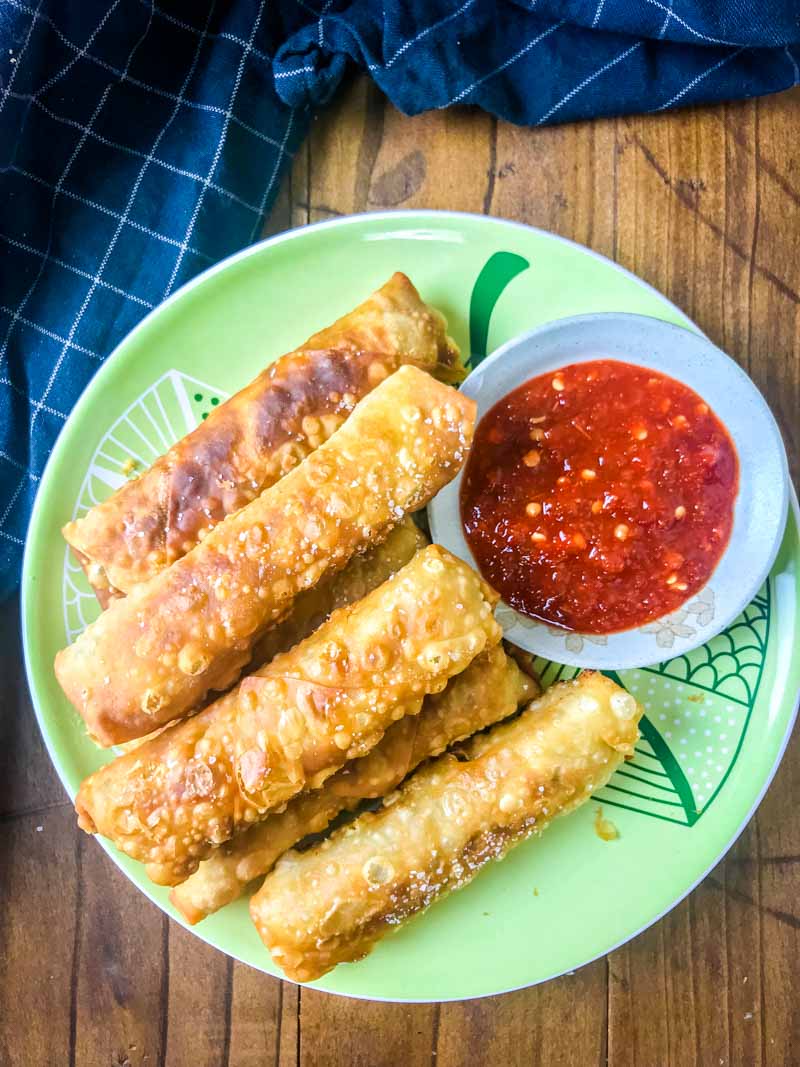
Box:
[460,360,739,634]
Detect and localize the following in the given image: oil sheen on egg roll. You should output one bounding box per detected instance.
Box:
[55,367,476,747]
[75,546,501,886]
[62,273,463,600]
[170,646,538,924]
[250,672,642,983]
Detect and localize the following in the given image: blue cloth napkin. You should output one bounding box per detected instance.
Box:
[1,0,798,596]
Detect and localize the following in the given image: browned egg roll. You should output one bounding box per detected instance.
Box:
[55,367,476,747]
[75,546,502,886]
[250,672,642,983]
[170,645,538,924]
[63,272,463,599]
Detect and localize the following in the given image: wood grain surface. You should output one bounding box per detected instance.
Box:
[3,78,799,1066]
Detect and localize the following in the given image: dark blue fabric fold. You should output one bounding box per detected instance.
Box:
[273,1,800,121]
[1,0,797,595]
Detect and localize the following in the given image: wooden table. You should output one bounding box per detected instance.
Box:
[3,78,799,1067]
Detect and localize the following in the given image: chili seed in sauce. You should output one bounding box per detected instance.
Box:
[460,359,738,634]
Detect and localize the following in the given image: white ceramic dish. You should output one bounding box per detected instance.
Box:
[429,312,789,669]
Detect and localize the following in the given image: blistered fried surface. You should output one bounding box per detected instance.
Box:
[114,521,427,759]
[249,518,426,670]
[62,273,462,597]
[250,672,642,983]
[170,646,535,923]
[112,521,426,756]
[74,546,501,886]
[55,367,476,747]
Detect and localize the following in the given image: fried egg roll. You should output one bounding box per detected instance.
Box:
[250,672,642,983]
[249,518,427,670]
[63,273,462,599]
[75,546,501,886]
[170,646,537,924]
[56,367,476,747]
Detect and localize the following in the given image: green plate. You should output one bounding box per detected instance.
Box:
[22,211,800,1002]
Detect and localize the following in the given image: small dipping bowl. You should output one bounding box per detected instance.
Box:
[429,313,790,669]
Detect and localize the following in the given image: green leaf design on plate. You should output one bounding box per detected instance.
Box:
[468,251,530,366]
[604,678,699,827]
[533,582,771,826]
[62,371,230,643]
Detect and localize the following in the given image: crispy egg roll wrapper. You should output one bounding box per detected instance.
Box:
[63,273,463,599]
[249,518,427,669]
[75,546,501,885]
[170,646,537,924]
[114,520,428,755]
[56,367,476,747]
[250,672,642,983]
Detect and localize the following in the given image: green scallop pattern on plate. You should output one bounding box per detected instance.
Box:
[24,212,800,1002]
